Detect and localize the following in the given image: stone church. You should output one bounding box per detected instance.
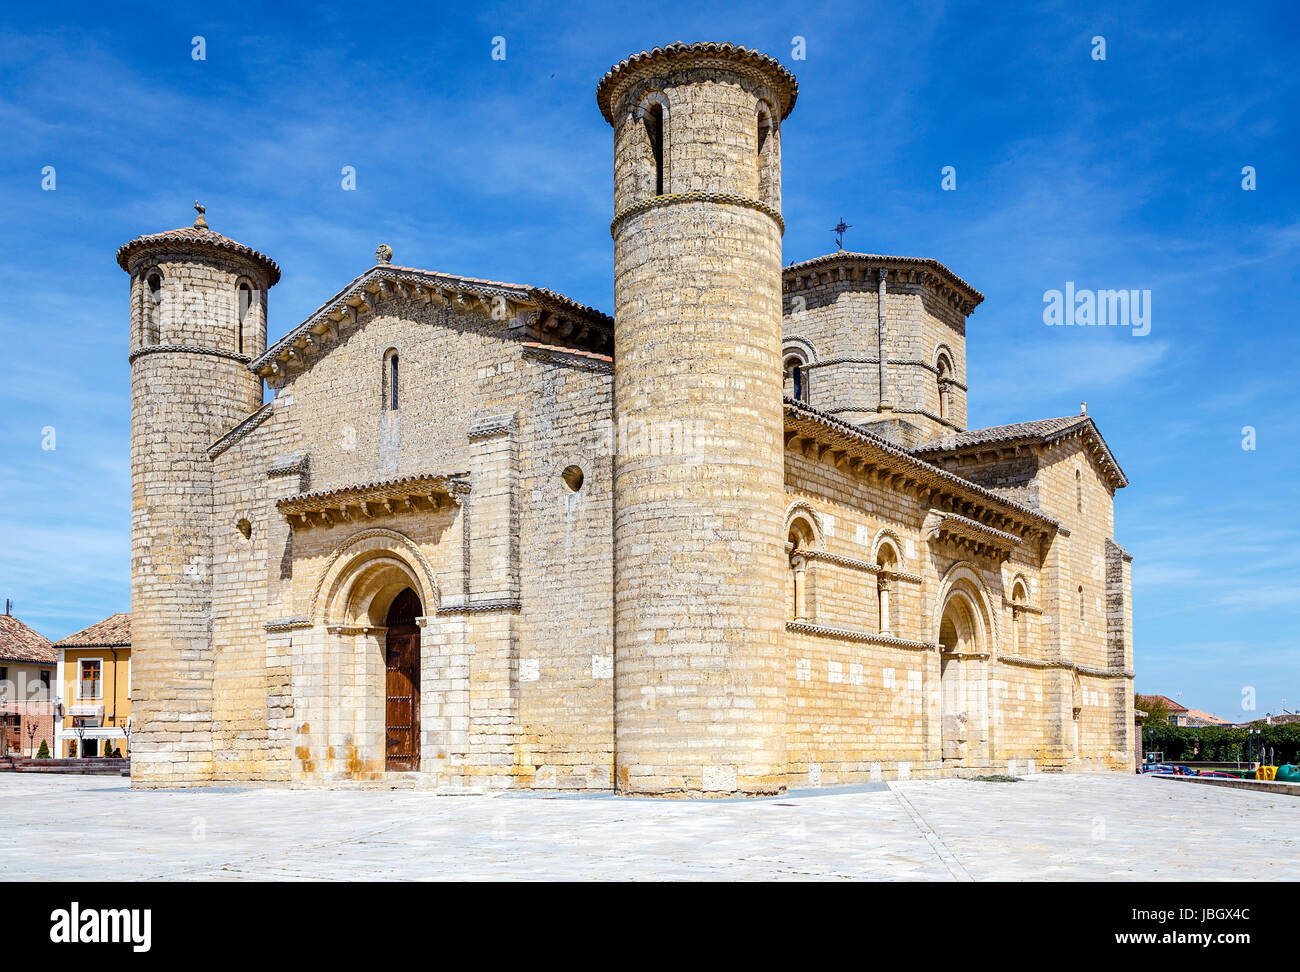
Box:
[119,42,1135,795]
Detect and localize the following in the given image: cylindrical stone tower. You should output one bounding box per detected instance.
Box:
[598,43,798,797]
[117,206,278,786]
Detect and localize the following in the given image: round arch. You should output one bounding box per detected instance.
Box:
[934,562,999,656]
[310,528,440,625]
[784,501,825,551]
[870,528,905,569]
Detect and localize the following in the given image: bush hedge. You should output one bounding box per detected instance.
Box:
[1142,722,1300,764]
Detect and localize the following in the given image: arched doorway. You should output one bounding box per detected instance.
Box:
[938,593,979,764]
[385,587,421,771]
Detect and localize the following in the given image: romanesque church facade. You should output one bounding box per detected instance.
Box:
[120,42,1135,795]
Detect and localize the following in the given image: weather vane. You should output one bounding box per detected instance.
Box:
[832,217,851,250]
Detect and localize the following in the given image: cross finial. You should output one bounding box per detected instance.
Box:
[832,217,851,250]
[193,200,208,230]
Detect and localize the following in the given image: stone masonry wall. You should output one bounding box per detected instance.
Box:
[127,248,270,787]
[610,60,790,797]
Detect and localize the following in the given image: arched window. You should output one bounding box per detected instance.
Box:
[1011,581,1028,656]
[237,282,252,355]
[645,101,665,196]
[383,348,400,411]
[1075,469,1083,514]
[936,354,952,421]
[143,270,163,345]
[876,542,899,635]
[1078,584,1085,621]
[784,354,809,403]
[788,517,816,621]
[756,102,778,208]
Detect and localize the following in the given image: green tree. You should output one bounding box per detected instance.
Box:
[35,739,49,759]
[1136,694,1171,726]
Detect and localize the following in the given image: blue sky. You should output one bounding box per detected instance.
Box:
[1,1,1296,720]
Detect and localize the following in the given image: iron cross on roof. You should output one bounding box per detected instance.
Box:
[832,218,851,250]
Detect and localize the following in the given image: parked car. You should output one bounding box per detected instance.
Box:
[1140,763,1186,775]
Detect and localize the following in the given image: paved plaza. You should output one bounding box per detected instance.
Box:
[2,773,1296,881]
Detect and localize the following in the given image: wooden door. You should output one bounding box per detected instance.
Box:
[386,626,420,770]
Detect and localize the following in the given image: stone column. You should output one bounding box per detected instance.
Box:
[791,555,807,621]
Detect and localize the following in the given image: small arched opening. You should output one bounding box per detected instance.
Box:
[756,102,779,209]
[784,353,809,403]
[383,348,400,411]
[875,540,900,635]
[787,514,817,621]
[644,101,665,196]
[936,352,953,422]
[237,281,254,355]
[1010,580,1029,657]
[143,269,163,345]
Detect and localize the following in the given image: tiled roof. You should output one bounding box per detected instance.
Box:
[1137,694,1189,713]
[116,226,281,284]
[784,397,1060,532]
[1182,708,1231,726]
[597,41,798,123]
[521,341,613,364]
[0,615,55,664]
[915,415,1090,453]
[277,473,470,517]
[1236,713,1300,728]
[54,613,131,648]
[915,414,1129,490]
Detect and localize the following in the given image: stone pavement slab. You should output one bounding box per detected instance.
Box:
[1,772,1295,881]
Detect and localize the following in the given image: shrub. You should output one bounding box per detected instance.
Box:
[1142,722,1300,764]
[35,740,49,759]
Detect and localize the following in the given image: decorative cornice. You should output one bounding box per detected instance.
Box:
[436,599,522,615]
[278,473,470,527]
[1076,663,1135,679]
[597,41,798,124]
[264,617,312,632]
[995,655,1134,679]
[798,549,923,584]
[1105,537,1135,563]
[923,509,1022,562]
[784,398,1060,540]
[266,453,310,479]
[824,403,965,433]
[804,355,969,391]
[783,252,983,316]
[466,415,517,441]
[129,344,252,366]
[521,342,614,373]
[611,191,784,237]
[785,620,937,651]
[207,402,274,460]
[250,264,613,378]
[117,226,280,284]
